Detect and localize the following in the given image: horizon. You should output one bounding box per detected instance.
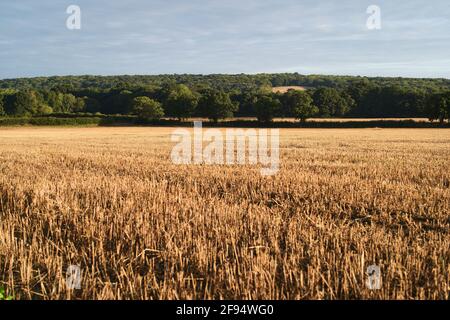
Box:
[1,0,450,79]
[1,72,449,82]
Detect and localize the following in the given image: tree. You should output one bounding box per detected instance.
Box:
[427,92,449,123]
[234,91,258,117]
[131,96,164,121]
[1,75,448,120]
[83,97,102,113]
[165,84,199,121]
[447,91,450,122]
[399,89,427,118]
[103,90,132,114]
[340,91,356,115]
[198,89,238,122]
[0,93,5,116]
[312,88,352,117]
[60,93,78,113]
[5,90,40,116]
[42,91,63,112]
[37,104,53,115]
[284,90,318,122]
[73,97,86,113]
[254,95,281,122]
[346,79,374,116]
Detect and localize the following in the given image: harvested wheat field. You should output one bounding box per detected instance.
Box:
[0,127,449,300]
[272,86,307,93]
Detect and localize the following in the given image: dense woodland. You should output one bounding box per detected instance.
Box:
[0,74,449,123]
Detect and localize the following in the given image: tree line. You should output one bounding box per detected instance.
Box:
[1,74,449,92]
[0,75,449,123]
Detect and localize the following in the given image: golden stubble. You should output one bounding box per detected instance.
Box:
[0,127,449,300]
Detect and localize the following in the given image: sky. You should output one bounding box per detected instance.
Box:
[0,0,449,79]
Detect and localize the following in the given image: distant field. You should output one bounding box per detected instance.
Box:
[272,86,308,93]
[0,127,449,299]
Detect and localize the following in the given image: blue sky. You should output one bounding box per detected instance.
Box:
[0,0,449,79]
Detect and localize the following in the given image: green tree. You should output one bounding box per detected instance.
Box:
[346,79,374,115]
[285,90,318,122]
[312,88,351,117]
[340,91,356,115]
[254,95,281,122]
[42,91,64,112]
[103,90,133,114]
[131,96,164,121]
[83,97,102,113]
[37,104,53,115]
[198,89,238,123]
[6,90,40,116]
[74,97,86,113]
[235,91,258,117]
[428,92,449,123]
[165,84,199,121]
[60,93,78,113]
[0,93,5,116]
[447,91,450,122]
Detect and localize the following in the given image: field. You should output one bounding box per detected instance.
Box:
[0,127,449,300]
[271,86,308,93]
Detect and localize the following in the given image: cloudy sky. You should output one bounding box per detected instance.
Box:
[0,0,449,79]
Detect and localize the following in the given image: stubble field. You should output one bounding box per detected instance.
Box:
[0,127,449,300]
